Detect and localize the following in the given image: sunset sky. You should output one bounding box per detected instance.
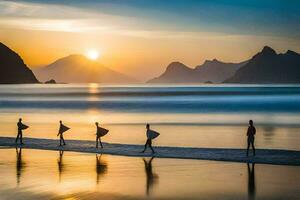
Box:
[0,0,300,80]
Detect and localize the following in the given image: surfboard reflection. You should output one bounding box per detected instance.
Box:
[95,154,108,184]
[57,150,65,182]
[143,157,159,196]
[16,147,25,186]
[247,163,256,200]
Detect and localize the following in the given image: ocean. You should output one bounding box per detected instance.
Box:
[0,84,300,150]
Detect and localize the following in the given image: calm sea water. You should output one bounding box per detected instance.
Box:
[0,84,300,150]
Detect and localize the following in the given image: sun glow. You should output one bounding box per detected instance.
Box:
[86,49,100,60]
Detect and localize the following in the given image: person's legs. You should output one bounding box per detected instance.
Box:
[247,139,250,156]
[99,138,103,148]
[141,139,150,153]
[59,135,62,146]
[251,141,256,156]
[20,133,23,144]
[59,135,66,146]
[62,135,66,145]
[96,137,99,148]
[149,140,155,154]
[15,133,20,144]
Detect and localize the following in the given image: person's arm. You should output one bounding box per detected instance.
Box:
[253,127,256,135]
[96,127,99,135]
[247,127,250,136]
[57,127,60,136]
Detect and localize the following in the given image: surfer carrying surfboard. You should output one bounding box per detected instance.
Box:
[57,120,70,146]
[141,124,159,154]
[95,122,109,148]
[15,118,28,145]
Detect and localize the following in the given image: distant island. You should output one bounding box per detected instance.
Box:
[34,54,136,84]
[0,42,39,84]
[148,46,300,84]
[44,79,57,84]
[148,59,247,84]
[224,46,300,83]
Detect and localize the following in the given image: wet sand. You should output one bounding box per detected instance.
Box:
[0,148,299,200]
[1,137,299,165]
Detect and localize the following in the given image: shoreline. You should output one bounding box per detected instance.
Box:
[0,136,299,166]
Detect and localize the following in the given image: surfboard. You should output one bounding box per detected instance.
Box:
[59,124,70,134]
[20,124,29,130]
[147,129,160,139]
[97,127,109,137]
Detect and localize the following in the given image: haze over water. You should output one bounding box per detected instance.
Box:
[0,84,300,150]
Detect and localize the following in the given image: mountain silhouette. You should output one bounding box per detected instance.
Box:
[224,46,300,83]
[0,42,39,84]
[194,59,248,83]
[148,59,247,83]
[34,55,136,83]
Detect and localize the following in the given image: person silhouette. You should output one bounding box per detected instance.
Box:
[57,150,65,182]
[95,122,109,148]
[143,157,158,196]
[247,163,256,200]
[141,124,155,154]
[57,120,70,146]
[95,122,103,148]
[16,147,25,186]
[246,120,256,156]
[15,118,28,145]
[95,154,108,184]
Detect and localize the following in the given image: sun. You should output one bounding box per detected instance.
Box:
[86,49,100,60]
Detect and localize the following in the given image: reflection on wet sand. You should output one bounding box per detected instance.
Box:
[247,163,256,200]
[16,147,25,186]
[143,157,159,196]
[95,154,108,184]
[0,149,297,200]
[57,150,64,182]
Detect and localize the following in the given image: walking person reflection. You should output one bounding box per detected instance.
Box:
[247,163,256,200]
[246,120,256,156]
[57,150,65,182]
[95,154,108,184]
[143,157,158,196]
[16,147,25,186]
[15,118,29,145]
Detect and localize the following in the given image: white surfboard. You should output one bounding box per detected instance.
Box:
[97,127,109,137]
[59,124,70,134]
[147,129,160,139]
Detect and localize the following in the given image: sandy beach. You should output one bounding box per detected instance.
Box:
[1,137,299,166]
